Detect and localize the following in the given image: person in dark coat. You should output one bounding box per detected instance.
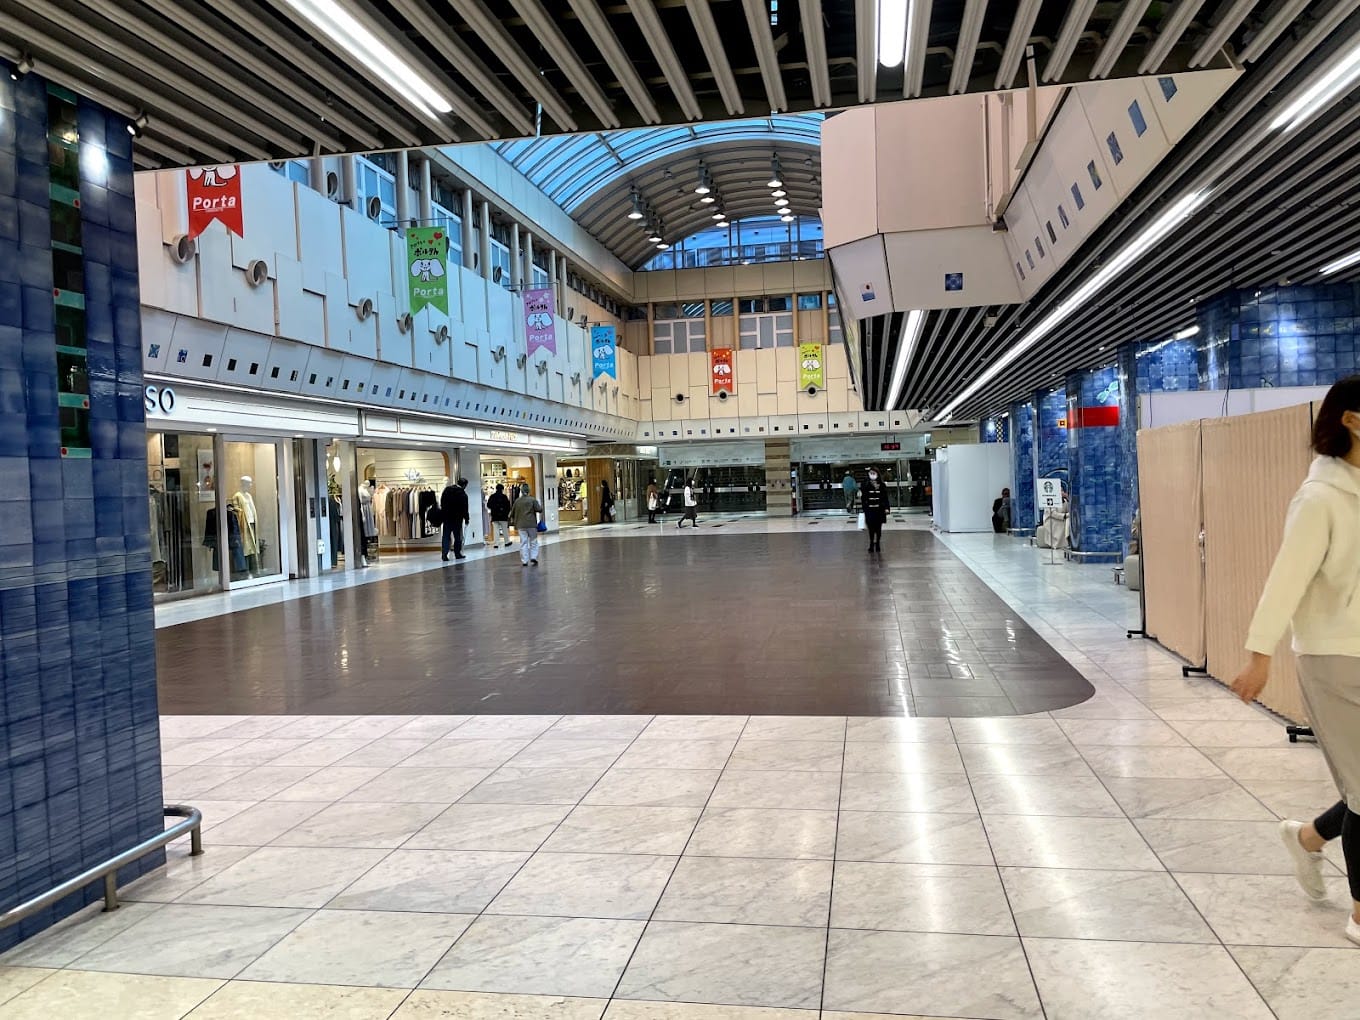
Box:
[861,467,890,553]
[487,483,511,547]
[440,477,471,561]
[599,479,615,523]
[992,487,1012,533]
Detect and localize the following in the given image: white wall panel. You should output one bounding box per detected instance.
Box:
[756,349,778,395]
[298,347,345,400]
[275,255,321,344]
[259,340,311,394]
[214,329,274,389]
[195,225,235,324]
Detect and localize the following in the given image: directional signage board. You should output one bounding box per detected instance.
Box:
[1037,477,1063,510]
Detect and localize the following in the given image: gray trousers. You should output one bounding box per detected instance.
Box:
[1297,655,1360,808]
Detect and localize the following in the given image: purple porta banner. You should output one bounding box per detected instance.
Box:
[523,286,557,357]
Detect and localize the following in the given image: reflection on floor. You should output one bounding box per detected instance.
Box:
[154,525,1094,717]
[3,525,1352,1019]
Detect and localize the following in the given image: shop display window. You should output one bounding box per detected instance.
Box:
[147,431,222,599]
[223,441,283,582]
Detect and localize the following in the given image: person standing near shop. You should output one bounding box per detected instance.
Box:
[992,487,1012,533]
[646,481,660,524]
[600,478,615,523]
[487,483,511,548]
[1231,376,1360,941]
[440,477,470,561]
[510,486,544,566]
[679,477,700,528]
[842,470,858,514]
[861,467,889,553]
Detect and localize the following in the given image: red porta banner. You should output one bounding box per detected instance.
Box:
[710,348,735,394]
[186,165,244,239]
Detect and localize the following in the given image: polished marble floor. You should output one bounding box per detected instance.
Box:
[3,525,1355,1018]
[154,521,1093,717]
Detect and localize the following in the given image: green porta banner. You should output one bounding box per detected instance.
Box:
[798,342,825,391]
[407,227,448,316]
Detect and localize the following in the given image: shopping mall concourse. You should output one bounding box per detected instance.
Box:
[6,3,1360,1018]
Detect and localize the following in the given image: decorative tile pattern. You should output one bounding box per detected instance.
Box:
[0,67,161,950]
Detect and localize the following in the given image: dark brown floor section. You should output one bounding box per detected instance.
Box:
[155,530,1094,717]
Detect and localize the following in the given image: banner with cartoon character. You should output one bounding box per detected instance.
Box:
[710,348,735,394]
[406,227,448,316]
[186,165,243,239]
[524,286,557,357]
[591,325,616,379]
[798,342,824,390]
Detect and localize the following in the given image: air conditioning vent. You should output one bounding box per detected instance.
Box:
[355,297,374,321]
[268,160,288,171]
[674,392,686,404]
[397,312,413,334]
[435,325,450,345]
[325,171,340,199]
[366,195,382,220]
[245,259,269,287]
[168,234,196,264]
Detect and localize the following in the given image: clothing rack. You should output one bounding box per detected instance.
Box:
[372,479,445,543]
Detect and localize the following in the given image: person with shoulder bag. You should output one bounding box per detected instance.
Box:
[861,468,889,553]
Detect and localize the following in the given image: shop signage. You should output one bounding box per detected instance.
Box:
[1037,477,1063,510]
[186,165,244,240]
[487,430,521,443]
[143,384,176,416]
[591,325,616,379]
[710,348,735,394]
[523,286,557,357]
[406,226,448,316]
[798,342,824,390]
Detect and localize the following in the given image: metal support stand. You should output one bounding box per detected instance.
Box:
[1287,725,1316,744]
[1182,664,1209,678]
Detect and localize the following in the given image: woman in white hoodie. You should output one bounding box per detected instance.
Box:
[1233,376,1360,941]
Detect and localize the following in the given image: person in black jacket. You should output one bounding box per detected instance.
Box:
[861,467,890,553]
[487,483,511,547]
[440,477,471,561]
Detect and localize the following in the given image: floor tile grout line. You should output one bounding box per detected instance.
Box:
[600,714,755,1011]
[817,718,849,1016]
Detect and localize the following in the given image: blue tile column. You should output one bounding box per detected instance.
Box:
[1009,401,1036,529]
[1035,387,1068,491]
[1066,366,1122,554]
[0,66,162,949]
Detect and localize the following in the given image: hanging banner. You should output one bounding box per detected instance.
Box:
[406,227,448,316]
[185,165,243,239]
[710,347,735,394]
[798,342,825,391]
[591,325,616,379]
[524,286,557,358]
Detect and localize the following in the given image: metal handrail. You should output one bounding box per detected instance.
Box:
[0,804,203,930]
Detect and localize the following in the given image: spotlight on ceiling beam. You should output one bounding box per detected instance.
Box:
[627,189,644,220]
[127,112,148,138]
[695,163,711,195]
[10,54,33,81]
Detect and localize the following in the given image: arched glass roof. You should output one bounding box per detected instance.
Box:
[493,113,825,213]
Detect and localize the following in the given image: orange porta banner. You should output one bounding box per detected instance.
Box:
[710,348,735,394]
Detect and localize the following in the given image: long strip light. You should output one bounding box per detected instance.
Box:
[884,309,926,411]
[936,188,1210,421]
[1320,248,1360,276]
[279,0,453,118]
[878,0,912,68]
[1270,38,1360,133]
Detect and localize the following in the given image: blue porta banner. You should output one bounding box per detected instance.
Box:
[591,325,617,379]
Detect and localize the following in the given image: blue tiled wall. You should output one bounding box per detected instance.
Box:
[978,417,1008,443]
[1200,284,1360,389]
[0,69,162,949]
[1067,366,1123,554]
[1009,401,1036,529]
[1035,387,1068,486]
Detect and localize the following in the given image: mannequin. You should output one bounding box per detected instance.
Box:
[231,476,260,574]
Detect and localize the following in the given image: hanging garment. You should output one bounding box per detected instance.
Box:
[148,493,164,564]
[358,484,378,539]
[232,491,260,556]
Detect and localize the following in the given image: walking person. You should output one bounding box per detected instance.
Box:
[1231,376,1360,939]
[842,470,858,513]
[487,483,511,548]
[510,486,544,566]
[646,481,659,524]
[600,478,615,524]
[861,467,889,552]
[678,477,700,528]
[440,477,470,561]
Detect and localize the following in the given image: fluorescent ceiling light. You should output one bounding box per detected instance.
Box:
[279,0,453,117]
[884,309,925,411]
[1320,248,1360,275]
[937,188,1210,421]
[1172,324,1200,340]
[1271,39,1360,133]
[878,0,910,68]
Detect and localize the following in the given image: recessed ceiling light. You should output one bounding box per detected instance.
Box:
[700,194,715,204]
[771,189,786,198]
[656,242,670,250]
[781,214,794,223]
[774,198,789,207]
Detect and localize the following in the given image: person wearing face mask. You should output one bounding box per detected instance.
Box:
[861,467,890,553]
[1231,375,1360,942]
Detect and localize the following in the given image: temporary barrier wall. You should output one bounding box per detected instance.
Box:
[1136,421,1205,667]
[1201,403,1314,723]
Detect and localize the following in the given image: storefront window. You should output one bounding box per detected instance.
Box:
[147,431,221,599]
[223,441,283,581]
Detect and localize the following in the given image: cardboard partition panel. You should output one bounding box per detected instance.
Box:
[1201,403,1314,723]
[1136,421,1205,666]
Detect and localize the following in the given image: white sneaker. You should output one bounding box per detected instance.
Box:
[1347,916,1360,946]
[1280,820,1328,901]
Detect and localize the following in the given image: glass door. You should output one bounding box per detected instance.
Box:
[222,439,285,586]
[147,431,223,601]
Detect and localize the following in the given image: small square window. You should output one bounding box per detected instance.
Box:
[1087,160,1103,189]
[1016,261,1026,281]
[386,387,393,397]
[289,369,299,382]
[226,358,237,371]
[1128,100,1148,136]
[1058,205,1070,228]
[202,354,213,367]
[248,362,259,375]
[1046,221,1057,244]
[1107,132,1124,165]
[325,376,333,387]
[1035,235,1045,258]
[270,366,280,379]
[308,373,317,385]
[1025,250,1035,269]
[342,379,350,390]
[1159,76,1178,101]
[1071,183,1085,211]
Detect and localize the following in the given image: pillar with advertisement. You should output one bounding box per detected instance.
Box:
[710,348,735,395]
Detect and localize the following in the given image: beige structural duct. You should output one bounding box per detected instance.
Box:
[1137,402,1315,724]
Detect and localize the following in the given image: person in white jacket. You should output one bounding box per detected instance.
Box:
[1232,376,1360,942]
[678,478,700,528]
